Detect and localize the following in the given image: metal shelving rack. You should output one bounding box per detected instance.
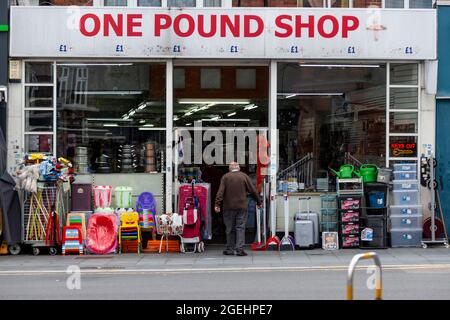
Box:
[320,194,338,232]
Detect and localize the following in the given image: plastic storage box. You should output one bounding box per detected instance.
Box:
[390,228,422,247]
[392,190,419,205]
[390,214,423,229]
[389,205,422,216]
[393,180,419,191]
[393,171,417,181]
[393,163,417,172]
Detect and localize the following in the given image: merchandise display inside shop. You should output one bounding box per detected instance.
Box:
[53,62,167,174]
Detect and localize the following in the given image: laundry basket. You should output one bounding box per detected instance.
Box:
[93,185,113,209]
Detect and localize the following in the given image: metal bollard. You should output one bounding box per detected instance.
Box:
[347,252,382,300]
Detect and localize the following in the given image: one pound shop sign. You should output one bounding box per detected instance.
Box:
[78,13,360,39]
[10,7,437,59]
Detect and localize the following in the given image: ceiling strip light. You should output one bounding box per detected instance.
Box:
[178,99,251,105]
[87,118,132,122]
[299,64,380,68]
[74,91,143,95]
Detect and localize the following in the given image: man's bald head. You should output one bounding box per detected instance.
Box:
[229,162,240,172]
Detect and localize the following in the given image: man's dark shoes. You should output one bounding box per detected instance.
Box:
[223,249,234,256]
[235,250,248,256]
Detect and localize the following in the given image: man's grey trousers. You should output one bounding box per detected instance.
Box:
[223,209,248,251]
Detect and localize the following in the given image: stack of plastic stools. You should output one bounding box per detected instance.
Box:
[119,211,141,254]
[390,163,423,247]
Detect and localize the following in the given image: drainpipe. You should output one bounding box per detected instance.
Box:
[0,0,9,139]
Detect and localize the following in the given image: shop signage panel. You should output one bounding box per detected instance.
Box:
[10,7,436,59]
[390,142,418,158]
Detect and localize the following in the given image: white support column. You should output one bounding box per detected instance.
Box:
[386,62,390,168]
[269,60,278,233]
[165,60,174,213]
[53,61,57,158]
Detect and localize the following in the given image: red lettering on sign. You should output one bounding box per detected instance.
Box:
[174,14,195,37]
[244,15,264,38]
[198,15,217,38]
[295,15,315,38]
[220,15,240,37]
[342,16,359,38]
[127,14,142,37]
[155,14,171,36]
[275,15,292,38]
[104,14,123,37]
[80,14,101,37]
[318,15,339,38]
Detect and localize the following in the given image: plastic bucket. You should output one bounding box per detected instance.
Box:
[368,191,385,208]
[93,185,113,209]
[115,186,133,208]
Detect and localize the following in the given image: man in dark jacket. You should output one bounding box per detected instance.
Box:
[215,162,261,256]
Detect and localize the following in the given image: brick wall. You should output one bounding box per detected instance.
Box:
[149,66,269,99]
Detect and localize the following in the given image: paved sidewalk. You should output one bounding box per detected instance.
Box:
[0,245,449,272]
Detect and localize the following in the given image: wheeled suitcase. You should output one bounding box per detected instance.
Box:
[294,197,320,245]
[294,220,314,249]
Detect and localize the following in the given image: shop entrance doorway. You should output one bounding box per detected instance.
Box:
[173,127,269,244]
[172,63,269,245]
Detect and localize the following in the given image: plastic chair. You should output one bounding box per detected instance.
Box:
[66,212,87,241]
[119,211,141,254]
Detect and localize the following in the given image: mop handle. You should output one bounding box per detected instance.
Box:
[256,203,261,243]
[262,180,267,241]
[284,191,289,236]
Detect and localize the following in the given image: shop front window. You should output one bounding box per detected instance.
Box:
[387,63,420,163]
[168,0,196,6]
[173,65,269,187]
[297,0,325,7]
[277,63,386,191]
[104,0,127,5]
[409,0,433,8]
[138,0,162,5]
[204,0,222,6]
[330,0,349,7]
[24,62,55,155]
[353,0,381,8]
[56,63,166,174]
[385,0,404,8]
[174,66,268,128]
